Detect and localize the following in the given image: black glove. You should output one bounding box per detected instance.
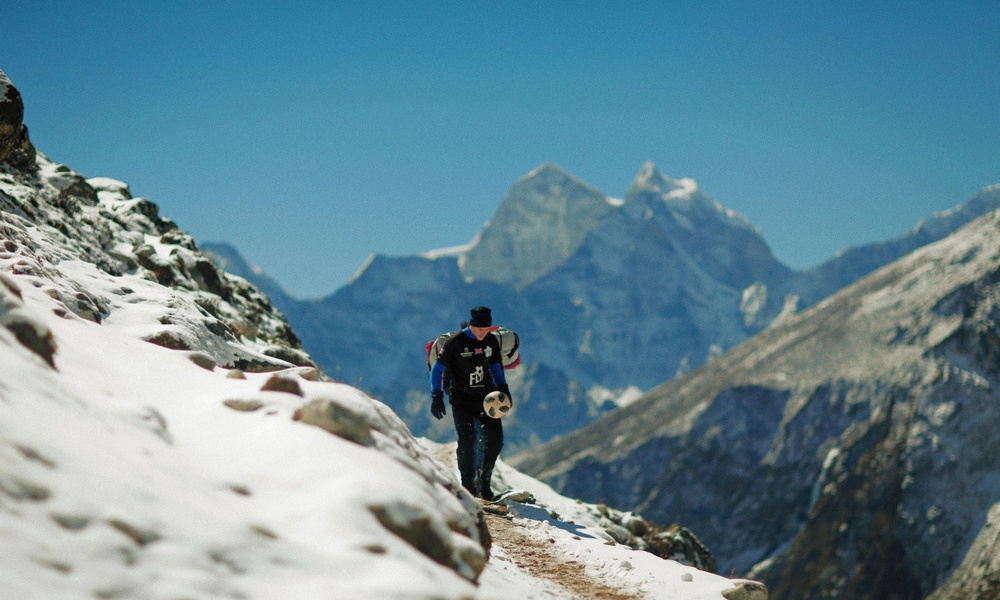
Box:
[498,384,513,407]
[430,391,446,420]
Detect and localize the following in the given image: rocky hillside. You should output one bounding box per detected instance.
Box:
[927,501,1000,600]
[511,206,1000,600]
[0,77,312,373]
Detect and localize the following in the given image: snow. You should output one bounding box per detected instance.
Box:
[0,157,752,599]
[345,252,376,285]
[420,238,477,260]
[588,384,646,408]
[432,443,760,600]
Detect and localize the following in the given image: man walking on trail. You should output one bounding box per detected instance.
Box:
[429,306,512,500]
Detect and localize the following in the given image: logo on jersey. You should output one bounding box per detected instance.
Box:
[470,366,485,387]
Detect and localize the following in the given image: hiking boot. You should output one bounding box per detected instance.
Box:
[461,478,478,498]
[477,472,495,501]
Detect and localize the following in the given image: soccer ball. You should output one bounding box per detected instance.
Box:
[483,391,512,419]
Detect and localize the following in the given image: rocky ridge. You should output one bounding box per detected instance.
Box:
[512,206,1000,600]
[0,155,313,373]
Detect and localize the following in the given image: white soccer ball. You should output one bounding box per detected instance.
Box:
[483,391,512,419]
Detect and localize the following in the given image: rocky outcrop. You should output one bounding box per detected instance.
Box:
[1,70,305,370]
[0,70,35,170]
[0,272,55,366]
[589,502,718,573]
[291,392,490,583]
[1,156,311,372]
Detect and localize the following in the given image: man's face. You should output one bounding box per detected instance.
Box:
[470,326,490,340]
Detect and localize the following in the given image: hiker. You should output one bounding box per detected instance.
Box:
[429,306,512,500]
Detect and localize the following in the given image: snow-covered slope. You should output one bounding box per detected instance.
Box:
[0,156,490,598]
[0,160,754,600]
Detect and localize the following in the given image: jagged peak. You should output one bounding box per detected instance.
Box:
[626,161,759,234]
[627,160,686,198]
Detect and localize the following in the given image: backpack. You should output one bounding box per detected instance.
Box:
[491,326,521,369]
[425,326,521,370]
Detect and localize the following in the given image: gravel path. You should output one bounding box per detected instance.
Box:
[484,509,645,600]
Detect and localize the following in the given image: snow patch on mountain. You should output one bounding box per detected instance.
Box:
[420,237,478,260]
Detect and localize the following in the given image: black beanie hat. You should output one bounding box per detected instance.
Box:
[469,306,492,327]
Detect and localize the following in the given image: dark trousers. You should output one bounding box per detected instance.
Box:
[451,399,504,497]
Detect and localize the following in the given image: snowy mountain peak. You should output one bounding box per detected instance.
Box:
[626,161,758,237]
[627,160,686,197]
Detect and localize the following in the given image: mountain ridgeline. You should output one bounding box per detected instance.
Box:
[205,162,1000,456]
[512,205,1000,600]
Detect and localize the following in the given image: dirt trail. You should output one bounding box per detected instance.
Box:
[484,510,644,600]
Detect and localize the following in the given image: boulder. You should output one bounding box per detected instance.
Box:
[0,69,35,170]
[1,274,56,367]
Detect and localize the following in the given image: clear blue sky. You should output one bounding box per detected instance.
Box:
[4,1,999,298]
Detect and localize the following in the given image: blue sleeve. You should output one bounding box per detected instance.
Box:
[430,360,446,392]
[489,362,506,386]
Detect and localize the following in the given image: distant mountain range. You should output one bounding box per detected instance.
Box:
[512,203,1000,600]
[203,163,1000,454]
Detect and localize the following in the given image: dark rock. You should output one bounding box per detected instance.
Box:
[2,308,57,367]
[293,398,374,446]
[0,476,51,501]
[223,398,264,412]
[260,374,303,396]
[1,279,56,367]
[188,351,216,371]
[261,344,317,369]
[106,518,162,546]
[0,69,35,170]
[722,581,769,600]
[144,330,191,350]
[369,501,486,582]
